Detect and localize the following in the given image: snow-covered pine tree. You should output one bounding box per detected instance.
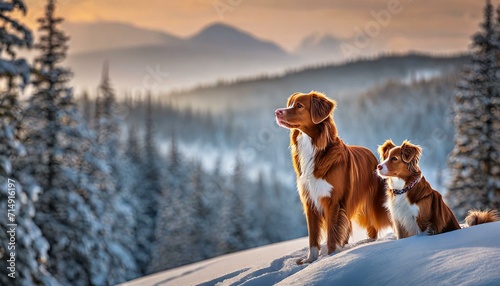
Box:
[190,160,216,259]
[268,174,306,242]
[0,1,60,285]
[267,175,287,242]
[0,0,31,175]
[149,135,196,272]
[126,125,142,166]
[121,124,146,265]
[214,167,238,255]
[137,94,165,274]
[208,156,237,256]
[446,0,500,218]
[253,172,304,244]
[256,172,286,244]
[200,156,232,258]
[253,172,272,244]
[228,156,253,250]
[23,1,113,285]
[91,61,140,283]
[0,175,62,286]
[0,0,31,91]
[80,90,92,126]
[210,156,258,254]
[95,61,120,147]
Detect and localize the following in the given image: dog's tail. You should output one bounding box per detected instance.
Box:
[465,209,499,226]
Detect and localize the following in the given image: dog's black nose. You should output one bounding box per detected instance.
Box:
[377,164,383,170]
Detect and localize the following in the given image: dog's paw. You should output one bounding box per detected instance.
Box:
[425,225,436,235]
[296,257,315,265]
[296,258,306,265]
[296,247,319,265]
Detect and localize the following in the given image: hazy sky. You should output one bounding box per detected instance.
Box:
[23,0,490,53]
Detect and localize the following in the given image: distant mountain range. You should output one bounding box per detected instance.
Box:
[62,22,182,54]
[63,21,351,92]
[168,53,469,114]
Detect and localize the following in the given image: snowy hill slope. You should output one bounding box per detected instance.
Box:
[122,222,500,285]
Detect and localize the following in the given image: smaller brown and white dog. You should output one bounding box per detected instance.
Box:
[377,139,499,239]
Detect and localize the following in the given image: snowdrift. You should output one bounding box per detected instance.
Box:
[122,222,500,286]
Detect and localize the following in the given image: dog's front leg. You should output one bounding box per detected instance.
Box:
[297,204,321,265]
[394,221,409,239]
[325,203,350,254]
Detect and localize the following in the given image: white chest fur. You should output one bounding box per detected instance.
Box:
[385,181,421,237]
[297,133,333,212]
[388,177,406,190]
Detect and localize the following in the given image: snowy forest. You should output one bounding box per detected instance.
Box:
[0,1,304,285]
[0,0,499,285]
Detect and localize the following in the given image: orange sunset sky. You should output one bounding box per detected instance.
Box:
[22,0,491,54]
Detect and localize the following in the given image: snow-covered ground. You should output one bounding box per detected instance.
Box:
[121,222,500,286]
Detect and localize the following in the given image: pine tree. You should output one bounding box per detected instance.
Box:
[0,0,32,177]
[23,1,112,285]
[137,94,164,274]
[210,156,236,256]
[0,0,32,91]
[203,156,230,257]
[254,172,272,244]
[228,156,252,250]
[190,161,215,259]
[92,61,140,283]
[126,125,142,166]
[149,136,195,272]
[27,0,73,191]
[80,90,92,126]
[0,1,60,285]
[268,174,306,242]
[95,61,120,147]
[447,0,500,218]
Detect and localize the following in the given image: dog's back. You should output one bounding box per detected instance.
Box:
[414,179,461,234]
[345,145,391,236]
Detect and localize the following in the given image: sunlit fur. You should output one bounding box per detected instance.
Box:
[377,139,499,239]
[275,91,391,264]
[465,209,499,226]
[297,133,333,213]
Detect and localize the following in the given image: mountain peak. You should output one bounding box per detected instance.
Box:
[191,22,286,55]
[196,22,249,35]
[192,22,258,43]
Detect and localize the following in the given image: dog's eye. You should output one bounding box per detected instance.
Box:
[296,103,304,109]
[391,157,398,161]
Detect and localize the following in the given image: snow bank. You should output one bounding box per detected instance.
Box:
[122,222,500,286]
[119,237,308,286]
[279,222,500,286]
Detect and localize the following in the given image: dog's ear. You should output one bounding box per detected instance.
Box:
[287,92,300,107]
[378,139,396,160]
[401,140,421,163]
[401,140,422,172]
[310,92,336,124]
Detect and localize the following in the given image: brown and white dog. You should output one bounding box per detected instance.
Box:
[275,91,391,264]
[377,139,499,239]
